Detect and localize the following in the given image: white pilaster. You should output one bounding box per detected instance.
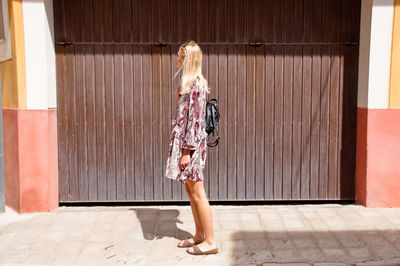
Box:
[22,0,56,109]
[358,0,394,109]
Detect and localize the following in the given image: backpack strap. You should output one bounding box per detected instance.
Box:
[207,137,220,147]
[208,98,218,105]
[207,126,220,147]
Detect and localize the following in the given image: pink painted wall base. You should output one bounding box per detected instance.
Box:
[356,108,400,207]
[2,109,58,213]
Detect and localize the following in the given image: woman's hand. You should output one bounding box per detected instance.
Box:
[176,86,181,100]
[180,149,191,170]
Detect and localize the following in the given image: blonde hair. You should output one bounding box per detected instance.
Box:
[174,41,209,95]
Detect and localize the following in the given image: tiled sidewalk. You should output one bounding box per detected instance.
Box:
[0,204,400,265]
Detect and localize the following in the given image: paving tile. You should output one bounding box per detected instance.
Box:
[239,212,260,221]
[48,254,79,265]
[80,241,106,255]
[298,247,326,262]
[283,219,306,229]
[245,238,272,251]
[0,250,28,264]
[355,257,400,266]
[77,254,108,265]
[370,245,400,259]
[359,234,391,248]
[273,248,304,262]
[220,220,242,231]
[270,238,295,250]
[292,237,318,248]
[321,247,349,261]
[314,263,352,266]
[22,251,52,264]
[336,233,366,248]
[246,249,274,263]
[316,237,344,248]
[29,239,59,253]
[262,263,312,266]
[347,246,373,259]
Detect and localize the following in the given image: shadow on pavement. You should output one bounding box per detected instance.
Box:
[130,208,192,241]
[228,229,400,266]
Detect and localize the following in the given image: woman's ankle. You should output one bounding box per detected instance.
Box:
[203,238,216,245]
[193,233,205,240]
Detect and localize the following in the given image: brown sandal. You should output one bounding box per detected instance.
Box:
[186,245,219,255]
[177,238,202,248]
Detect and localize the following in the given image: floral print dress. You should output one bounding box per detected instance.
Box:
[165,79,208,184]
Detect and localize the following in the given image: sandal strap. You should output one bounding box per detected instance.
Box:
[192,245,203,254]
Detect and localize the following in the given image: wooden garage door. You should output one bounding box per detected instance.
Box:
[54,0,360,202]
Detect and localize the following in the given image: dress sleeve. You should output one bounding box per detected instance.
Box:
[182,86,202,150]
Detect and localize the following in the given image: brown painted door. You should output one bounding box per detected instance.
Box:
[54,0,360,202]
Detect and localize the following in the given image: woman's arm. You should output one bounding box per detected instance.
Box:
[182,88,201,150]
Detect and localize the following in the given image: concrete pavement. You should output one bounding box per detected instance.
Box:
[0,204,400,265]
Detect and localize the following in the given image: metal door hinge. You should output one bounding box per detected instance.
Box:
[154,41,167,47]
[57,41,72,46]
[248,42,263,47]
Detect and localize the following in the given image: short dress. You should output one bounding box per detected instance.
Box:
[165,79,208,184]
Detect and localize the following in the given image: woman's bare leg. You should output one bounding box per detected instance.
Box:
[185,180,217,252]
[177,182,205,246]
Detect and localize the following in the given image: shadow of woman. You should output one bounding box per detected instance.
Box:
[130,208,192,241]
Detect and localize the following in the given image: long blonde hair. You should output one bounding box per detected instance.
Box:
[174,41,209,95]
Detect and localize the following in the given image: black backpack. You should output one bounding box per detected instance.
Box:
[205,99,220,147]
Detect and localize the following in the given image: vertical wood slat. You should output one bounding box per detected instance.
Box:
[218,45,228,200]
[55,0,360,202]
[319,45,331,199]
[93,0,104,42]
[236,45,246,200]
[301,46,312,199]
[254,0,266,200]
[104,44,116,201]
[273,45,284,199]
[121,0,133,43]
[114,45,126,200]
[246,46,256,199]
[123,44,134,200]
[133,45,145,200]
[227,45,237,200]
[255,45,265,199]
[292,46,303,199]
[208,45,219,200]
[328,45,341,199]
[170,44,182,200]
[65,44,77,201]
[202,46,210,197]
[103,0,113,42]
[152,46,163,201]
[282,45,293,199]
[310,46,321,199]
[85,44,97,201]
[94,44,107,201]
[142,45,153,200]
[55,44,68,202]
[161,45,172,200]
[264,45,274,199]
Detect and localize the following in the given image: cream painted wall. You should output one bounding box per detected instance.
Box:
[22,0,56,110]
[358,0,394,109]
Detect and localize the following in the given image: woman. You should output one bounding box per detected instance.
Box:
[165,41,218,255]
